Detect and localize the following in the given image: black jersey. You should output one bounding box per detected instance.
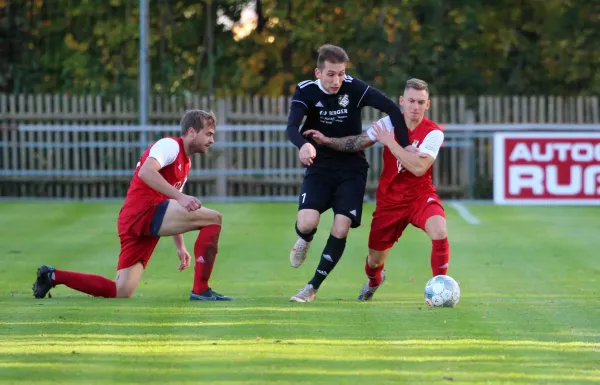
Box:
[286,75,409,170]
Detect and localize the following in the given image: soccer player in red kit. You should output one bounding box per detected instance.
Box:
[32,109,233,301]
[357,78,448,300]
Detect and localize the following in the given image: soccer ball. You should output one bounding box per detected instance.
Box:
[424,275,460,307]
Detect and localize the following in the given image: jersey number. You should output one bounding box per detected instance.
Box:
[301,193,306,203]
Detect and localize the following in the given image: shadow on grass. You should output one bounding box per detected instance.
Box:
[1,352,599,384]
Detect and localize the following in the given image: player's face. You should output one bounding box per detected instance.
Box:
[189,124,215,154]
[315,61,346,94]
[400,88,430,121]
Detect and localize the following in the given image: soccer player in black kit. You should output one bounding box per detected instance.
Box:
[286,44,411,302]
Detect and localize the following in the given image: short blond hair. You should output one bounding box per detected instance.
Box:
[180,109,216,135]
[405,78,429,94]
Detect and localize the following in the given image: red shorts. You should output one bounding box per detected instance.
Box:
[116,200,169,270]
[368,193,446,251]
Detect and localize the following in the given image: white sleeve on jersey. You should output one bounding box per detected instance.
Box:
[366,116,393,141]
[367,117,444,160]
[148,138,180,168]
[419,130,444,159]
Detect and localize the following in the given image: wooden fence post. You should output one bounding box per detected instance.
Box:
[216,98,227,197]
[464,109,476,199]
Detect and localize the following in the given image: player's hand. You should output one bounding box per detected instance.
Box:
[404,145,428,158]
[177,248,191,271]
[303,129,330,145]
[404,145,428,157]
[370,120,396,147]
[177,194,202,211]
[299,142,316,166]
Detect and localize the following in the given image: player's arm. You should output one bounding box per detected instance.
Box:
[173,233,191,271]
[138,138,201,211]
[171,179,187,251]
[171,179,191,270]
[286,87,316,165]
[371,121,443,176]
[286,88,309,149]
[173,234,185,249]
[387,142,435,176]
[360,86,411,147]
[138,158,185,200]
[303,130,375,152]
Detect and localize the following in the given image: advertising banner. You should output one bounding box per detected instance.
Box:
[493,132,600,205]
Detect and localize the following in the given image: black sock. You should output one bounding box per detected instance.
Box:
[295,222,317,242]
[308,234,346,290]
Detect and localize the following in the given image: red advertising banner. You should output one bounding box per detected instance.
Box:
[493,133,600,205]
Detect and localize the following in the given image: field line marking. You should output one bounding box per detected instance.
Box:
[449,202,481,225]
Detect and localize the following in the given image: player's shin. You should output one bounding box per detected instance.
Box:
[431,238,450,276]
[365,257,384,287]
[53,270,117,298]
[307,234,346,289]
[192,224,221,294]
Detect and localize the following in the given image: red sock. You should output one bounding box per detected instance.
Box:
[431,238,450,276]
[53,270,116,298]
[192,224,221,294]
[365,257,384,288]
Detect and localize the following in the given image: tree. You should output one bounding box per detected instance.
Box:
[1,0,598,96]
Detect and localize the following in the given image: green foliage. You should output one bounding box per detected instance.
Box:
[1,0,598,96]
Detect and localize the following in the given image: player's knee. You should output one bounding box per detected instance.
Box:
[425,216,447,240]
[331,225,350,239]
[331,215,351,238]
[191,209,222,228]
[116,284,135,298]
[297,216,318,232]
[367,257,384,269]
[428,224,447,240]
[211,211,223,226]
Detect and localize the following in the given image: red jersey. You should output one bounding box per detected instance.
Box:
[375,116,444,206]
[121,137,191,214]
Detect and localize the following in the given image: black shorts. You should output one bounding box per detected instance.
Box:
[150,199,170,238]
[298,167,368,228]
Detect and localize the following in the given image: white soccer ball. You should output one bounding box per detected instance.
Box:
[424,275,460,308]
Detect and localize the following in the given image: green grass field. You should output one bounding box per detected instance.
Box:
[1,201,599,384]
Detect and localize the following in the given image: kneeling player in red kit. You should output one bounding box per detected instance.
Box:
[32,109,232,301]
[358,78,449,300]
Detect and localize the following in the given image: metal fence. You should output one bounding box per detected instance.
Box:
[1,93,600,200]
[3,123,600,200]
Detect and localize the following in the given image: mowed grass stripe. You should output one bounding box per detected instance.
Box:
[1,202,599,384]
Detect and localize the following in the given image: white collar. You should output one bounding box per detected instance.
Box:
[315,79,332,95]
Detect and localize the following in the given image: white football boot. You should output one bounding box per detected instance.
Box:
[289,237,311,268]
[290,283,317,302]
[357,271,387,301]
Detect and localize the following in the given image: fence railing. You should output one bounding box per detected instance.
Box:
[2,123,600,200]
[2,93,599,199]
